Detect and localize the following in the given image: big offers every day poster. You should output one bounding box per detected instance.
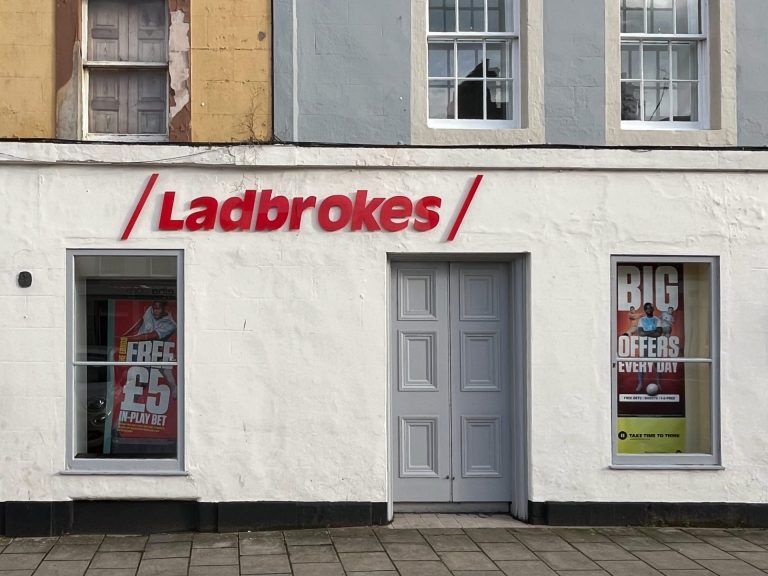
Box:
[615,264,685,453]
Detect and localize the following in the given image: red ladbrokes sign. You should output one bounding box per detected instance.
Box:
[120,173,482,241]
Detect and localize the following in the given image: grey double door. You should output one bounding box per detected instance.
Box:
[392,262,512,503]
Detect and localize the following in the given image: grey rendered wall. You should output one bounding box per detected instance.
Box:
[736,0,768,146]
[544,0,606,145]
[273,0,411,145]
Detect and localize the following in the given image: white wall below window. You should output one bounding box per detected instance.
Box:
[0,143,767,505]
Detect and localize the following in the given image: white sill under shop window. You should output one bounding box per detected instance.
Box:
[611,257,719,467]
[620,0,707,129]
[85,0,169,140]
[67,252,183,472]
[427,0,519,128]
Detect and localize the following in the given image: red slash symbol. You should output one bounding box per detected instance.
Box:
[446,174,483,242]
[120,173,159,241]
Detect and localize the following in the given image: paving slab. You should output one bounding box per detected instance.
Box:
[287,544,338,563]
[537,550,602,571]
[284,530,331,546]
[136,557,188,576]
[729,530,768,546]
[331,536,382,552]
[84,570,136,576]
[657,571,716,576]
[142,541,191,559]
[190,547,239,566]
[239,532,283,540]
[0,552,46,571]
[58,536,104,545]
[328,527,374,537]
[555,529,611,543]
[464,528,519,543]
[573,542,637,560]
[33,560,90,576]
[731,551,768,569]
[382,542,439,560]
[597,560,665,576]
[495,559,558,575]
[696,537,765,552]
[46,544,98,561]
[146,533,193,544]
[515,532,574,551]
[240,538,287,555]
[633,550,703,570]
[239,554,291,575]
[438,550,498,571]
[291,563,344,576]
[99,536,148,552]
[612,536,670,551]
[394,560,453,576]
[424,534,479,551]
[192,533,238,548]
[640,528,703,543]
[669,542,737,560]
[452,571,505,576]
[694,558,766,576]
[188,566,240,576]
[338,551,395,571]
[374,528,425,543]
[478,541,537,561]
[4,538,58,554]
[89,552,141,570]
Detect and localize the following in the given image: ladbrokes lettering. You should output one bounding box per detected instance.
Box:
[158,189,442,233]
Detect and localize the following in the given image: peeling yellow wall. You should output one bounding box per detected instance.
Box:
[191,0,272,142]
[0,0,56,138]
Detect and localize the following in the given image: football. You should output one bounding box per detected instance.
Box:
[645,383,659,396]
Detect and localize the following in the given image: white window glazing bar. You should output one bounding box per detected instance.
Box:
[639,41,645,119]
[612,358,713,364]
[668,41,673,122]
[453,39,459,119]
[482,42,487,119]
[73,361,178,367]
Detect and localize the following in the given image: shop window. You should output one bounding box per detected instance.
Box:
[427,0,519,127]
[84,0,169,140]
[66,251,183,472]
[612,257,719,466]
[620,0,707,128]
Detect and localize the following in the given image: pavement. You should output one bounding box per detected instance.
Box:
[2,514,768,575]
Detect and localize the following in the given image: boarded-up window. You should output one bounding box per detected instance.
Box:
[86,0,168,137]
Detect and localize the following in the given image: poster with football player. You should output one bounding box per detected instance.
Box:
[615,264,685,453]
[104,299,178,455]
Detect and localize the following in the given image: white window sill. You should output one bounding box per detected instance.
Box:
[85,134,169,143]
[610,464,724,471]
[60,469,188,476]
[429,119,519,130]
[621,122,708,131]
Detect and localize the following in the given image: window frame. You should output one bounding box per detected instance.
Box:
[427,0,521,128]
[80,0,170,143]
[605,0,736,146]
[410,0,544,146]
[620,0,709,131]
[65,249,185,474]
[610,255,721,468]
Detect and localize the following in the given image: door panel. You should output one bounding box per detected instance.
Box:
[451,263,511,502]
[392,263,451,502]
[393,261,512,504]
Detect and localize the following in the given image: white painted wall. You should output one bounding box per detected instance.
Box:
[1,143,768,505]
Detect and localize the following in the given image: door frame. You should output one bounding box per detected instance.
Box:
[386,253,529,521]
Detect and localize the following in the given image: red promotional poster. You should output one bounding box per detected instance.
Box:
[616,264,685,417]
[105,299,178,453]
